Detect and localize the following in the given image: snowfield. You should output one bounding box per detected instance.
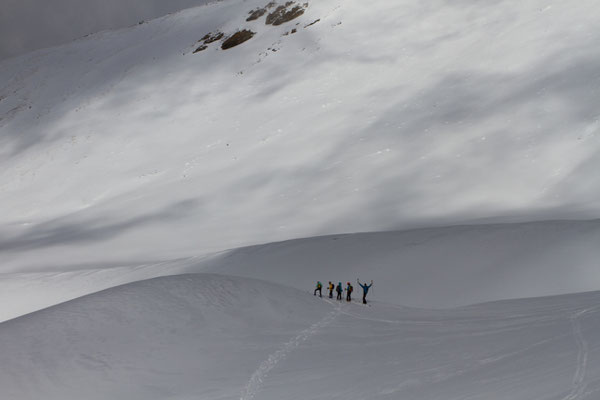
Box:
[2,273,600,400]
[1,0,600,398]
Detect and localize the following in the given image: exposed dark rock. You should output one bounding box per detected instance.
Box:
[304,18,320,28]
[266,3,306,26]
[221,30,256,50]
[247,8,267,21]
[291,28,297,34]
[193,31,225,54]
[202,31,224,44]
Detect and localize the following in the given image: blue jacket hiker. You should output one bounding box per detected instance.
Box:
[357,279,373,304]
[336,282,343,300]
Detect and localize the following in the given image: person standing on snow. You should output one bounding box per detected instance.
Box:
[328,281,335,298]
[346,282,353,302]
[336,282,343,300]
[357,279,373,304]
[314,281,323,297]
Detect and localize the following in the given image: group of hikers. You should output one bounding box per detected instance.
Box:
[314,279,373,304]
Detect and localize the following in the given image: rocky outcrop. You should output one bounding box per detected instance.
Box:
[193,2,310,54]
[221,30,256,50]
[266,2,307,26]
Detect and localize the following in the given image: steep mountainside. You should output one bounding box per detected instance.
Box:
[1,0,599,271]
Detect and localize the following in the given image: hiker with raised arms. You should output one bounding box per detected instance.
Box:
[357,279,373,304]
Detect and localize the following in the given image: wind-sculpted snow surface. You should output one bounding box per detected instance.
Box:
[0,0,600,270]
[2,273,600,400]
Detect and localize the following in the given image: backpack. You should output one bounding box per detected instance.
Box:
[349,285,353,293]
[317,282,322,289]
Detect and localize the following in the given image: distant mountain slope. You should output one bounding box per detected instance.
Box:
[1,0,600,270]
[0,0,214,61]
[1,273,600,400]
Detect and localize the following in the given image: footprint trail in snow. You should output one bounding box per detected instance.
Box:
[563,306,599,400]
[240,300,341,400]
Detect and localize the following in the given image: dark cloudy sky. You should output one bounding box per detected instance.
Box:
[0,0,214,61]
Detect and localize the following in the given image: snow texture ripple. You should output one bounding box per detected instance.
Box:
[240,300,341,400]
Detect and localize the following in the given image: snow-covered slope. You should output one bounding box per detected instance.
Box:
[0,274,332,400]
[2,2,600,397]
[203,219,600,308]
[2,273,600,400]
[1,0,600,271]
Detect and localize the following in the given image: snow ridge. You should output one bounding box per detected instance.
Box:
[240,300,341,400]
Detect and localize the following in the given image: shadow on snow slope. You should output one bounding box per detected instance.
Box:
[202,219,600,308]
[1,219,600,324]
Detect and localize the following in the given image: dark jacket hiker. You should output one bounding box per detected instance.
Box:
[346,282,353,302]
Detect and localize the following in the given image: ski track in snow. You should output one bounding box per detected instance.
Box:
[563,306,600,400]
[240,300,341,400]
